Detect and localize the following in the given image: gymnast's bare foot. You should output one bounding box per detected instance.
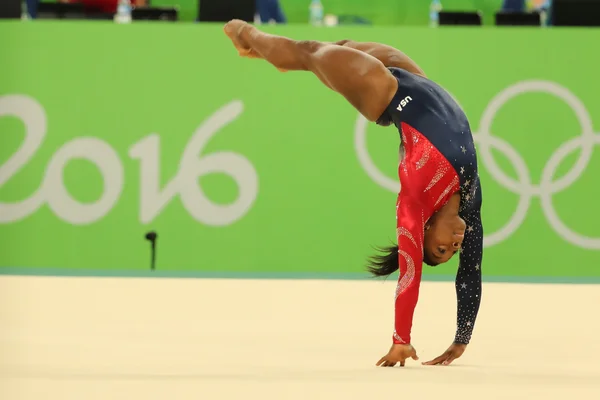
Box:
[223,19,261,59]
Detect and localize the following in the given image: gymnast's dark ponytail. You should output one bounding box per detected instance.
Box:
[366,244,399,277]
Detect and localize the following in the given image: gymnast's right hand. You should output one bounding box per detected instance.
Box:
[376,343,419,367]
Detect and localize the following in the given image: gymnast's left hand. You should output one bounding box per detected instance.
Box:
[422,343,467,366]
[376,343,419,367]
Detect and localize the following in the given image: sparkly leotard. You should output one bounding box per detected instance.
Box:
[377,67,483,345]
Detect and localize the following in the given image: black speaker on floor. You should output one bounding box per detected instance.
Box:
[438,11,482,26]
[552,0,600,26]
[37,2,86,19]
[198,0,255,22]
[0,0,20,19]
[495,11,541,26]
[133,7,178,21]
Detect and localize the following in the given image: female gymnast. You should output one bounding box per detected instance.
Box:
[224,20,483,368]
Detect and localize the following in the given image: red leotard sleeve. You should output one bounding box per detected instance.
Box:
[392,192,425,345]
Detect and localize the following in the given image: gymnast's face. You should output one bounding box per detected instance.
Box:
[423,214,466,266]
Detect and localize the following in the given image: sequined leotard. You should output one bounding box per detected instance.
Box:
[377,67,483,345]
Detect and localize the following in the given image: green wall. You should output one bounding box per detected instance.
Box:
[1,22,599,282]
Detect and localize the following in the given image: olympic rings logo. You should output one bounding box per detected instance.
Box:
[354,80,600,250]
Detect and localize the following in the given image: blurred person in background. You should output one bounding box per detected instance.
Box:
[256,0,286,24]
[59,0,147,14]
[503,0,552,13]
[502,0,526,11]
[502,0,552,25]
[24,0,38,18]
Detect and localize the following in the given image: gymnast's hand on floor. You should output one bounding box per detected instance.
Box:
[422,343,467,366]
[376,344,419,367]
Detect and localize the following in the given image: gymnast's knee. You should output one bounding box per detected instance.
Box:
[296,40,326,55]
